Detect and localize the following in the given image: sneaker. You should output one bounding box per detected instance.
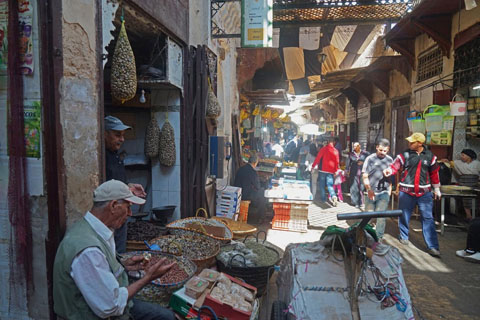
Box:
[456,249,475,258]
[465,252,480,263]
[331,196,338,207]
[399,239,409,245]
[427,248,441,257]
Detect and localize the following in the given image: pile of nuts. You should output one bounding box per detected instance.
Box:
[127,221,166,241]
[111,21,137,103]
[152,261,189,285]
[145,118,160,158]
[150,234,219,260]
[159,120,176,167]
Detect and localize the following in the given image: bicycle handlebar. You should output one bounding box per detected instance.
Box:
[337,210,402,221]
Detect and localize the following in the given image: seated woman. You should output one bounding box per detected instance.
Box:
[442,149,480,221]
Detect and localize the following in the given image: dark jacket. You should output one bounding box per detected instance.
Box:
[390,148,440,197]
[106,149,126,182]
[234,164,260,200]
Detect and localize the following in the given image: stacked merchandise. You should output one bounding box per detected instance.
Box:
[216,186,242,219]
[272,203,309,232]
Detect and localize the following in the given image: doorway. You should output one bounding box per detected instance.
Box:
[392,105,410,155]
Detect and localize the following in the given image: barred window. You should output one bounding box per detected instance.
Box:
[416,47,443,83]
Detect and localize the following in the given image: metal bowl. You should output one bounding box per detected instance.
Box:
[152,206,176,223]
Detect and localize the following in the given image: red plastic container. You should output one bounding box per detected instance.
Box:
[203,273,257,320]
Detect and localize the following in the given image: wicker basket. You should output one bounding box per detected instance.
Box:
[211,216,257,240]
[216,232,281,296]
[166,208,233,243]
[149,234,220,271]
[122,251,196,306]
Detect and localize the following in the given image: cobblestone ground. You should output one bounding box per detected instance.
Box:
[256,198,480,320]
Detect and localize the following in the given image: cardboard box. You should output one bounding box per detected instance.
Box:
[203,273,257,320]
[169,287,212,319]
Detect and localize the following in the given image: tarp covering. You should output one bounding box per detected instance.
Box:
[277,238,414,319]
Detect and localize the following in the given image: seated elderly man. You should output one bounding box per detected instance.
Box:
[53,180,175,320]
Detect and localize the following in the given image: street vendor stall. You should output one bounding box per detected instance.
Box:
[265,179,313,232]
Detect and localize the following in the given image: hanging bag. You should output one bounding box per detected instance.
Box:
[206,78,221,119]
[449,94,467,116]
[159,113,176,167]
[145,117,161,159]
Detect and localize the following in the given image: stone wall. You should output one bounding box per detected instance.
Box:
[60,0,101,225]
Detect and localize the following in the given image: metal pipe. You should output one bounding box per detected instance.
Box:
[337,209,402,220]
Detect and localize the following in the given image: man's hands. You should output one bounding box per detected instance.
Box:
[144,257,176,282]
[128,183,147,198]
[383,168,393,177]
[123,255,146,271]
[367,189,375,201]
[434,187,442,200]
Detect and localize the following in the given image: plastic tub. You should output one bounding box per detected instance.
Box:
[185,276,209,299]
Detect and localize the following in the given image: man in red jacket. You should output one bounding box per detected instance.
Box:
[312,137,340,206]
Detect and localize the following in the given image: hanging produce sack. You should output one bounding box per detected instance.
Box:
[145,117,160,159]
[111,20,137,103]
[206,79,221,119]
[159,116,176,167]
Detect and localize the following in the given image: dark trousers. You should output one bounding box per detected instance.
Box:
[349,175,364,206]
[131,299,175,320]
[467,218,480,252]
[246,188,266,224]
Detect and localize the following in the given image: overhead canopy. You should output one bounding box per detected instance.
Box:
[243,89,290,105]
[311,55,410,103]
[385,0,464,67]
[273,0,412,27]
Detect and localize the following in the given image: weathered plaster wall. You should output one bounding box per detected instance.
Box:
[389,70,411,98]
[61,0,101,225]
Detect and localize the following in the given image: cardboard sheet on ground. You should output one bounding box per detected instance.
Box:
[277,240,413,319]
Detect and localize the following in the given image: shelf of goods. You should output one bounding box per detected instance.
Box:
[466,97,480,138]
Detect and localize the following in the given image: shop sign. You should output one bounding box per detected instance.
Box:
[241,0,273,48]
[325,124,335,132]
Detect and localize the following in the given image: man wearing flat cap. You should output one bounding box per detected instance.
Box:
[53,180,175,320]
[104,115,146,253]
[384,132,442,257]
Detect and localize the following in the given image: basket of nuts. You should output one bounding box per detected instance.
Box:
[149,233,220,270]
[122,251,196,306]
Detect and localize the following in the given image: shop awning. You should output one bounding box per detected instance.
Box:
[242,89,290,106]
[385,0,465,67]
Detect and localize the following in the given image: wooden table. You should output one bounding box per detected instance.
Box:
[440,192,476,235]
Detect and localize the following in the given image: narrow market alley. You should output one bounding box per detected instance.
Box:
[2,0,480,319]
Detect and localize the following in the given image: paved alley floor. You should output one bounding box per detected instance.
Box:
[255,199,480,320]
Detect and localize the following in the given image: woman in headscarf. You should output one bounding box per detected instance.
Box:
[443,149,480,221]
[346,142,370,208]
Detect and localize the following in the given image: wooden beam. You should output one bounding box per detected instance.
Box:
[389,39,415,69]
[366,70,390,96]
[351,80,373,103]
[411,15,452,57]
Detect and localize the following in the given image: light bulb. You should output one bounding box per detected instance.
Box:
[139,90,146,103]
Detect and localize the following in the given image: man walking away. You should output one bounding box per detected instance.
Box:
[312,137,340,206]
[384,133,442,257]
[362,139,393,241]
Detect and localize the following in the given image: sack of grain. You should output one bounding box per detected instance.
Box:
[111,21,137,103]
[159,120,176,167]
[145,118,160,159]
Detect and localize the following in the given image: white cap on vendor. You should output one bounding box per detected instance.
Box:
[105,115,132,131]
[93,180,145,204]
